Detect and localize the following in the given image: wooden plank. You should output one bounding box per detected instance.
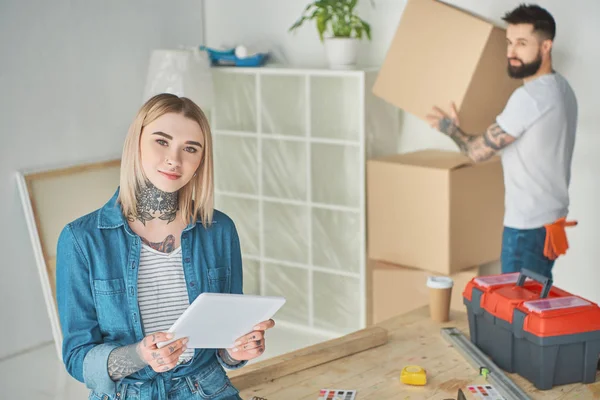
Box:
[229,325,388,390]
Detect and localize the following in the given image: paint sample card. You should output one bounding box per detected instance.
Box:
[318,389,357,400]
[466,385,505,400]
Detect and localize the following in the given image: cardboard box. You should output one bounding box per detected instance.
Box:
[367,259,501,325]
[367,150,504,275]
[372,0,521,133]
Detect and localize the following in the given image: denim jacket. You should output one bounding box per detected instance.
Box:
[56,188,246,399]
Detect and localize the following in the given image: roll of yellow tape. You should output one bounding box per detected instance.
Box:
[400,365,427,386]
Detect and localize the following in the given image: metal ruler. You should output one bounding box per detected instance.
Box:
[441,327,532,400]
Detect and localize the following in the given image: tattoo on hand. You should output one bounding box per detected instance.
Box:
[438,117,475,154]
[107,343,148,381]
[439,117,458,136]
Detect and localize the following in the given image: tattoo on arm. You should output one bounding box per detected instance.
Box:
[107,343,147,381]
[483,124,514,151]
[438,119,515,162]
[468,123,516,162]
[439,117,476,154]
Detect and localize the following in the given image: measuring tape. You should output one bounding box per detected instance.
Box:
[400,365,427,385]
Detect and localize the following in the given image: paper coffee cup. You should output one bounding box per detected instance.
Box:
[426,276,453,322]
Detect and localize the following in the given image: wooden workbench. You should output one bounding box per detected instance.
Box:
[229,306,600,399]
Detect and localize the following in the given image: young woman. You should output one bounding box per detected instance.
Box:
[56,93,274,399]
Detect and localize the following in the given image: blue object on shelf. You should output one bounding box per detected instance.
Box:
[199,45,269,67]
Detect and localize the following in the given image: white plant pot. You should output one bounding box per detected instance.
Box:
[324,37,359,69]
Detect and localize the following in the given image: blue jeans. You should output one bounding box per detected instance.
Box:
[501,226,555,280]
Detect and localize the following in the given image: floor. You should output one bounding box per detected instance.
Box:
[0,325,331,400]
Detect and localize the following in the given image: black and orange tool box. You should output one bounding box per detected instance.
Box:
[463,269,600,390]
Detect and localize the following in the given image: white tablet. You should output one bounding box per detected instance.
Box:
[156,293,286,349]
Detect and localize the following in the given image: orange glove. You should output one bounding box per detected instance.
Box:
[544,217,578,260]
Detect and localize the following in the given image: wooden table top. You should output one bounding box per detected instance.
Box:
[229,306,600,399]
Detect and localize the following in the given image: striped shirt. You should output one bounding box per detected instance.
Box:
[138,244,194,363]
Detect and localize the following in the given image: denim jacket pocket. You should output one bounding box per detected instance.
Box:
[93,278,131,333]
[207,267,230,293]
[188,364,239,399]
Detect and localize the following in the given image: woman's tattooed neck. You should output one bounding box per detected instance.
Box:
[129,182,179,225]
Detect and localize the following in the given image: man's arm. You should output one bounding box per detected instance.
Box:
[439,118,516,163]
[426,104,516,163]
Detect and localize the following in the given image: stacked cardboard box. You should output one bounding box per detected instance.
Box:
[367,0,518,324]
[366,150,504,324]
[366,259,500,325]
[367,150,504,275]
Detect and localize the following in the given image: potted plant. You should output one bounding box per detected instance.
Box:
[289,0,373,69]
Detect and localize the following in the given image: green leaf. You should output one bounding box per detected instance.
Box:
[317,11,331,41]
[288,16,306,32]
[290,0,370,40]
[355,25,363,39]
[362,20,371,40]
[315,0,332,9]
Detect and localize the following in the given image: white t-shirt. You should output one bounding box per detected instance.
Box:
[496,72,578,229]
[138,244,194,364]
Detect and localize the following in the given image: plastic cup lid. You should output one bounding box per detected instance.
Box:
[427,276,453,289]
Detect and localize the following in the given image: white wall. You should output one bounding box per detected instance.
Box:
[5,0,598,361]
[205,0,600,303]
[0,0,204,360]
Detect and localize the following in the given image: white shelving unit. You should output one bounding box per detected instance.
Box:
[210,66,400,339]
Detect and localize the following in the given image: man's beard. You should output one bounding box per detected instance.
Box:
[507,52,542,79]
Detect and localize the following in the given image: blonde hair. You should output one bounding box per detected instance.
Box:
[118,93,214,228]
